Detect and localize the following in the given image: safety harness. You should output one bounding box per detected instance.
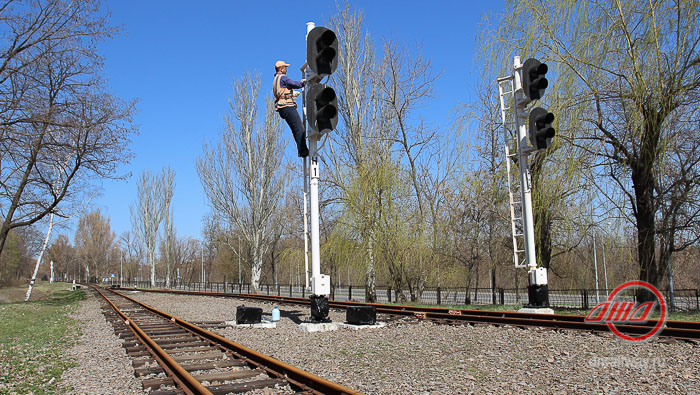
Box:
[273,74,296,110]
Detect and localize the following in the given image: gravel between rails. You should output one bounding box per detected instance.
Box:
[58,289,700,394]
[121,291,700,394]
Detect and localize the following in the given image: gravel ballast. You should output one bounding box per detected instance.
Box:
[62,290,700,394]
[58,291,142,394]
[128,291,700,394]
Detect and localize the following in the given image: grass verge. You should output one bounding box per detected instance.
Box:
[0,282,85,394]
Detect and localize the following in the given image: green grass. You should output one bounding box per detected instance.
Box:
[0,282,85,394]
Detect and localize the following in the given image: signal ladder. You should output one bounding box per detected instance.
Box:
[497,76,527,269]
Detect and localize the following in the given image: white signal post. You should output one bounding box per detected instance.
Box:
[512,56,538,274]
[302,21,330,305]
[510,56,551,311]
[302,158,310,291]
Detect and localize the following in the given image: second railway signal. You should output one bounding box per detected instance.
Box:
[306,83,338,135]
[528,107,556,150]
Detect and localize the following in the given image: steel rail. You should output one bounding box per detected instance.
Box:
[131,288,700,341]
[94,286,212,395]
[110,288,363,395]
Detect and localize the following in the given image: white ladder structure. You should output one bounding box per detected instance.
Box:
[497,75,527,269]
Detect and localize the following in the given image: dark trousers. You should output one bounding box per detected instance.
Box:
[278,106,308,156]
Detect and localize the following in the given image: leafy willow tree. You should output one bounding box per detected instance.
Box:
[328,5,392,302]
[481,0,700,295]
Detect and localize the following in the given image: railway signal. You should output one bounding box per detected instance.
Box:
[522,58,549,101]
[528,107,555,150]
[498,56,555,312]
[306,83,338,135]
[303,23,339,324]
[306,26,338,76]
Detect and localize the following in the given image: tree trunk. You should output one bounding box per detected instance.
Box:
[150,250,156,287]
[365,238,376,302]
[25,213,55,301]
[251,243,263,293]
[632,159,658,302]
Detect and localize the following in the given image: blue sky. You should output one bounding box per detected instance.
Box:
[90,0,505,241]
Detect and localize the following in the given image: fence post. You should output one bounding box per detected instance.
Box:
[696,289,699,310]
[583,289,589,310]
[437,287,441,305]
[500,288,505,305]
[302,286,305,298]
[247,283,250,294]
[387,287,392,303]
[348,285,353,301]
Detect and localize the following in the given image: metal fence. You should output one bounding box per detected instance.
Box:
[119,281,700,312]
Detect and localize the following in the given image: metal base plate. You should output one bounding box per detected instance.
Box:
[336,322,386,331]
[297,322,338,333]
[518,307,555,315]
[225,320,277,328]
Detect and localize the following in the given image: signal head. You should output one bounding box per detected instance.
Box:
[522,58,549,101]
[306,27,338,76]
[306,83,338,135]
[528,107,556,150]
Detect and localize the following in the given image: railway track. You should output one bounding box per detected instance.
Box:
[129,288,700,342]
[92,286,361,395]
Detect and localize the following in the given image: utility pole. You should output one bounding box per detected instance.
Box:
[238,235,242,285]
[120,251,123,288]
[593,236,600,304]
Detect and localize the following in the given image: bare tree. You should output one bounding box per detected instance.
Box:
[328,5,393,302]
[24,210,54,301]
[131,167,172,287]
[374,40,443,299]
[118,231,143,283]
[160,169,175,287]
[74,209,115,283]
[48,234,74,281]
[0,0,136,256]
[197,73,284,292]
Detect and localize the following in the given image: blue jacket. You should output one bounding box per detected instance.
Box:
[275,73,304,89]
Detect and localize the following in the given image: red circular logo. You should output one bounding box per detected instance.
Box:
[606,281,667,342]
